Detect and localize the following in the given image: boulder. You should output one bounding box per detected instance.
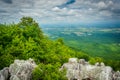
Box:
[0,67,9,80]
[98,66,113,80]
[0,58,37,80]
[60,58,79,80]
[60,58,120,80]
[10,75,20,80]
[9,58,37,80]
[113,71,120,80]
[69,58,78,63]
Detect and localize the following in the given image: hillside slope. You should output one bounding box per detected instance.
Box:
[0,17,120,79]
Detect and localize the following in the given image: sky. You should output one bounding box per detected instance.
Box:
[0,0,120,26]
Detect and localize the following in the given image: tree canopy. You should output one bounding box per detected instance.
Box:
[0,17,120,80]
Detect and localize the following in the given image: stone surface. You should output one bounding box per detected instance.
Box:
[0,67,9,80]
[0,58,37,80]
[9,58,37,80]
[1,58,120,80]
[60,58,120,80]
[113,71,120,80]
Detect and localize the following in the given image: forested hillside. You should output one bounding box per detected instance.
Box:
[0,17,120,79]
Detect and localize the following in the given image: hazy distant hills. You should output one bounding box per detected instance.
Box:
[42,25,120,60]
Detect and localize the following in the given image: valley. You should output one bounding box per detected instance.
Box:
[42,25,120,60]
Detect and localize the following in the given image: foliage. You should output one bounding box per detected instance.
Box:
[0,53,14,69]
[43,26,120,60]
[0,17,120,80]
[32,63,67,80]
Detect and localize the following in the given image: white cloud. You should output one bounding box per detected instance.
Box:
[68,9,75,14]
[108,1,113,6]
[99,11,112,17]
[0,0,120,23]
[88,8,93,11]
[52,7,61,12]
[97,1,107,9]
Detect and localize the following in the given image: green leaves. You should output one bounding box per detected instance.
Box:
[32,63,67,80]
[0,54,14,69]
[18,17,38,27]
[0,17,120,80]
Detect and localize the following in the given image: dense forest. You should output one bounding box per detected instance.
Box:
[0,17,120,80]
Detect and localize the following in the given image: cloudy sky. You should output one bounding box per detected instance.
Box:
[0,0,120,25]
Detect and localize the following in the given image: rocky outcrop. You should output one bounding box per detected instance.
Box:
[60,58,120,80]
[0,58,37,80]
[113,71,120,80]
[0,67,9,80]
[0,58,120,80]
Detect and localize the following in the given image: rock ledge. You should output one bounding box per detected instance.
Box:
[60,58,120,80]
[0,58,36,80]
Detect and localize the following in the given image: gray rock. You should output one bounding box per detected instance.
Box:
[9,58,37,80]
[10,75,20,80]
[0,67,9,80]
[0,58,37,80]
[113,71,120,80]
[60,58,120,80]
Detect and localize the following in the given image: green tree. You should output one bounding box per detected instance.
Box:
[0,54,14,69]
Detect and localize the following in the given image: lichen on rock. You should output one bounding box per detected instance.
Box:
[0,58,37,80]
[60,58,120,80]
